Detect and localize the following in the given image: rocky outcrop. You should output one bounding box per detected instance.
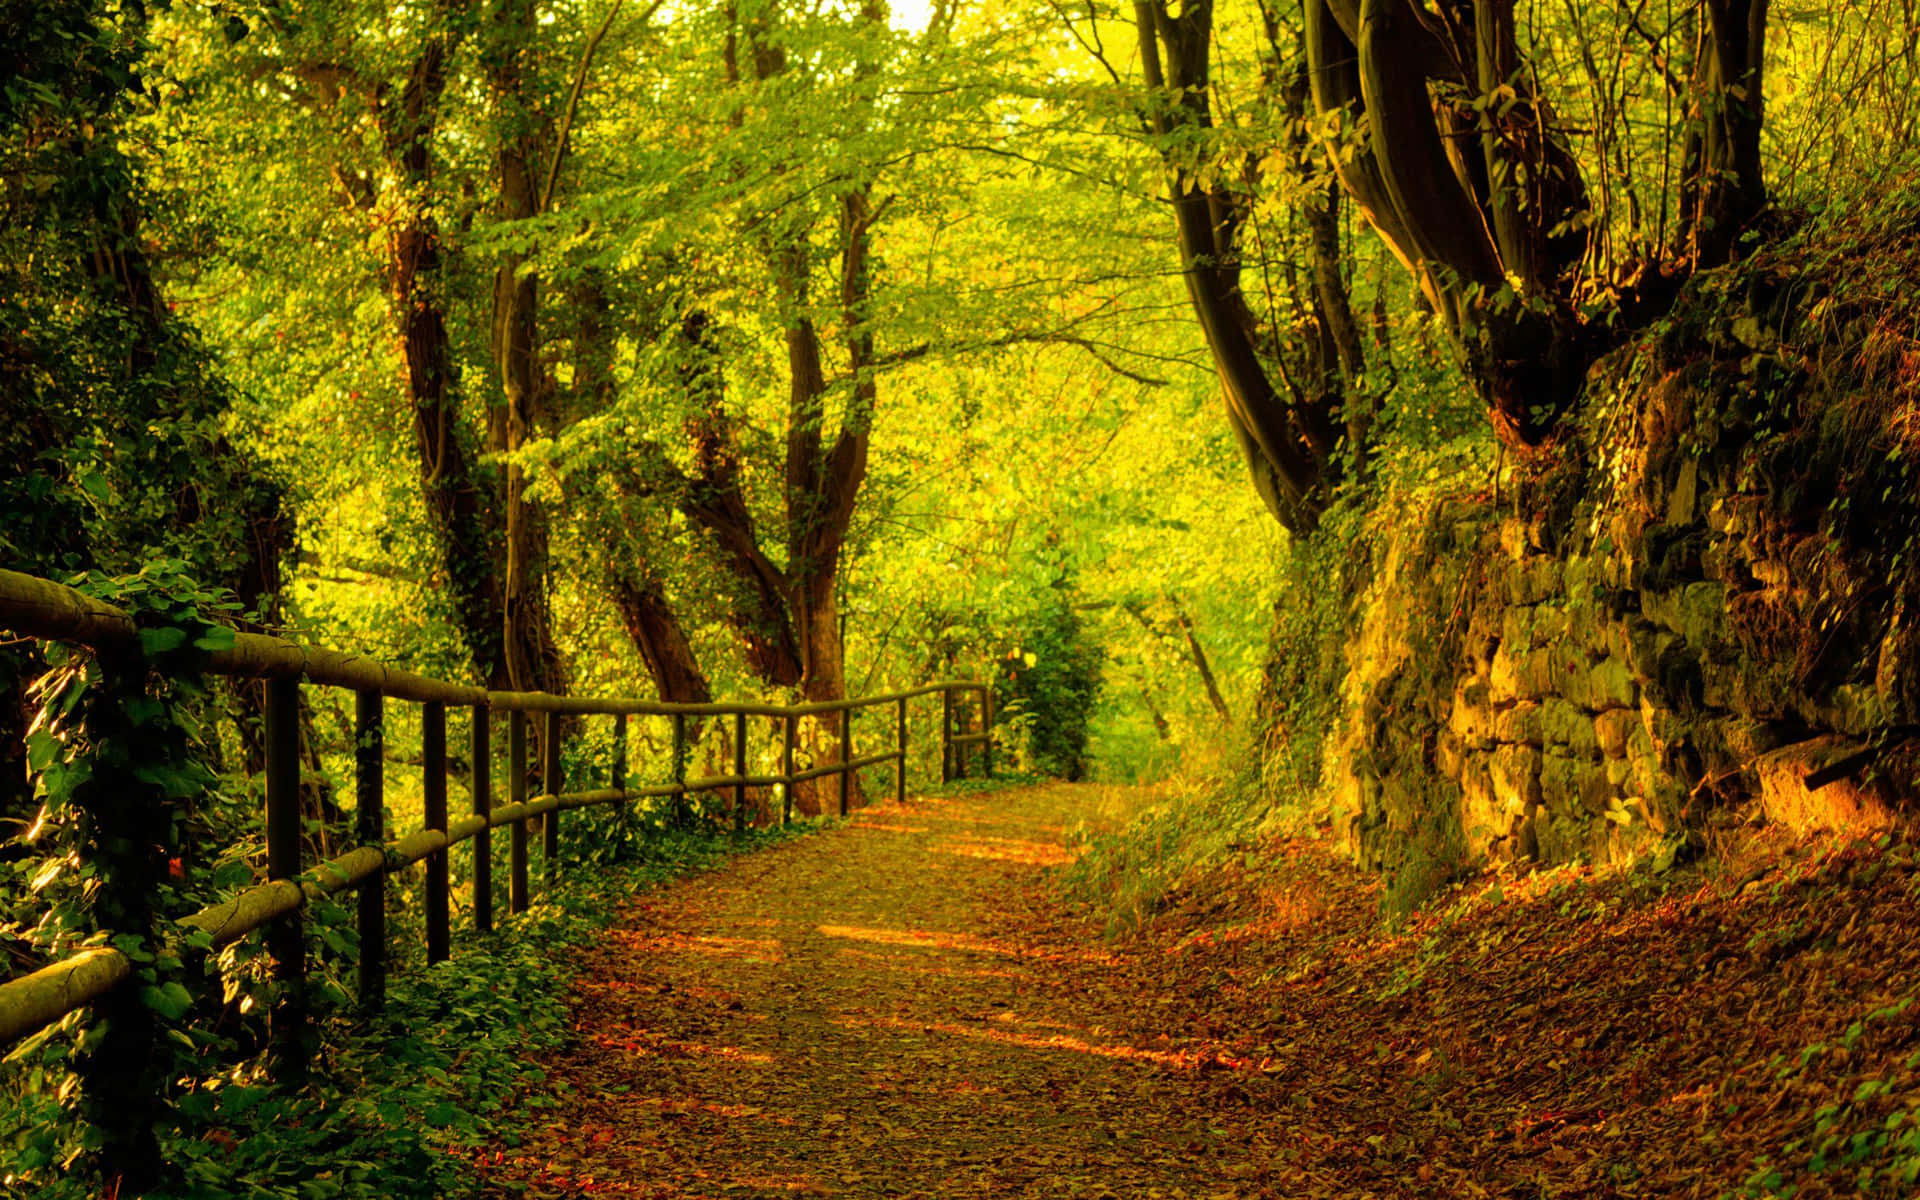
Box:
[1319,204,1920,898]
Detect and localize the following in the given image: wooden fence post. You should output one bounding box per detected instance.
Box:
[613,712,630,845]
[981,686,994,778]
[839,706,853,817]
[355,690,385,1009]
[671,712,688,826]
[471,705,492,935]
[74,655,171,1187]
[509,711,530,914]
[423,701,449,963]
[733,710,748,833]
[940,687,953,784]
[781,713,796,824]
[895,696,908,806]
[543,710,562,882]
[612,712,628,790]
[954,688,969,781]
[264,676,306,1078]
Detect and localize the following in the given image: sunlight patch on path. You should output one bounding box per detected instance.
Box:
[479,782,1273,1199]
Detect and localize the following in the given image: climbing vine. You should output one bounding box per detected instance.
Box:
[11,568,238,1188]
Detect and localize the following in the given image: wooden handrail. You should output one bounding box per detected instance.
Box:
[0,569,980,718]
[0,565,998,1050]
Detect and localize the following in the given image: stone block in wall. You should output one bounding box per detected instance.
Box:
[1644,588,1685,634]
[1646,636,1707,713]
[1699,651,1744,712]
[1333,767,1374,858]
[1533,808,1585,862]
[1490,646,1557,703]
[1489,743,1544,810]
[1564,554,1596,607]
[1754,736,1898,836]
[1493,701,1544,745]
[1667,458,1702,525]
[1639,704,1690,753]
[1605,617,1663,675]
[1499,518,1531,560]
[1541,698,1601,755]
[1542,749,1610,819]
[1447,678,1497,747]
[1460,763,1524,855]
[1500,606,1535,655]
[1528,518,1557,553]
[1587,658,1639,711]
[1550,640,1595,700]
[1626,728,1669,801]
[1680,581,1727,645]
[1530,602,1573,650]
[1595,708,1641,759]
[1506,558,1565,606]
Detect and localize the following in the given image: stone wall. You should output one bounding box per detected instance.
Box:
[1320,222,1920,893]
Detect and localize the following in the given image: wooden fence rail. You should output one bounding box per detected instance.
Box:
[0,567,993,1060]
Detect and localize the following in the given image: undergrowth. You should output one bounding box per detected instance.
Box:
[0,824,809,1198]
[1059,767,1282,935]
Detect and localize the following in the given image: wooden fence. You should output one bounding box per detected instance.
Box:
[0,566,991,1064]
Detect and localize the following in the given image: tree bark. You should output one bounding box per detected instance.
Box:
[487,0,568,698]
[609,575,712,703]
[376,21,508,685]
[1688,0,1771,265]
[1133,0,1343,536]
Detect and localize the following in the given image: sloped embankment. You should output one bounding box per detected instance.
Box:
[1068,788,1920,1198]
[1324,184,1920,894]
[485,782,1920,1198]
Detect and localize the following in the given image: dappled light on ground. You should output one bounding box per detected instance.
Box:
[478,784,1251,1198]
[480,785,1920,1198]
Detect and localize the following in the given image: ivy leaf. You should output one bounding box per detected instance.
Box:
[193,625,237,652]
[138,626,188,655]
[24,729,57,773]
[139,980,193,1021]
[111,933,155,963]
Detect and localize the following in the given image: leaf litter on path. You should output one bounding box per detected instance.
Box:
[478,784,1920,1198]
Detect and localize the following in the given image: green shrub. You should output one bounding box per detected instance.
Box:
[994,582,1104,780]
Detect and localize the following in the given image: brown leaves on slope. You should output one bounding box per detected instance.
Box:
[477,785,1920,1199]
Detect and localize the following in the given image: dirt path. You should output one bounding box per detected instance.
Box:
[480,784,1277,1198]
[476,783,1920,1198]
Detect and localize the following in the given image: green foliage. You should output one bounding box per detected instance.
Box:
[6,566,246,1184]
[993,580,1104,782]
[1737,993,1920,1197]
[1058,771,1268,935]
[2,788,807,1198]
[1249,506,1371,809]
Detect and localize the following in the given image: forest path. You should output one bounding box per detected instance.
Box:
[479,783,1278,1198]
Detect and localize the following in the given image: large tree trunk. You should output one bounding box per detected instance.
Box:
[1134,0,1336,536]
[1306,0,1765,447]
[572,273,716,705]
[378,26,508,685]
[488,0,567,698]
[1688,0,1771,265]
[609,576,712,703]
[674,308,806,687]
